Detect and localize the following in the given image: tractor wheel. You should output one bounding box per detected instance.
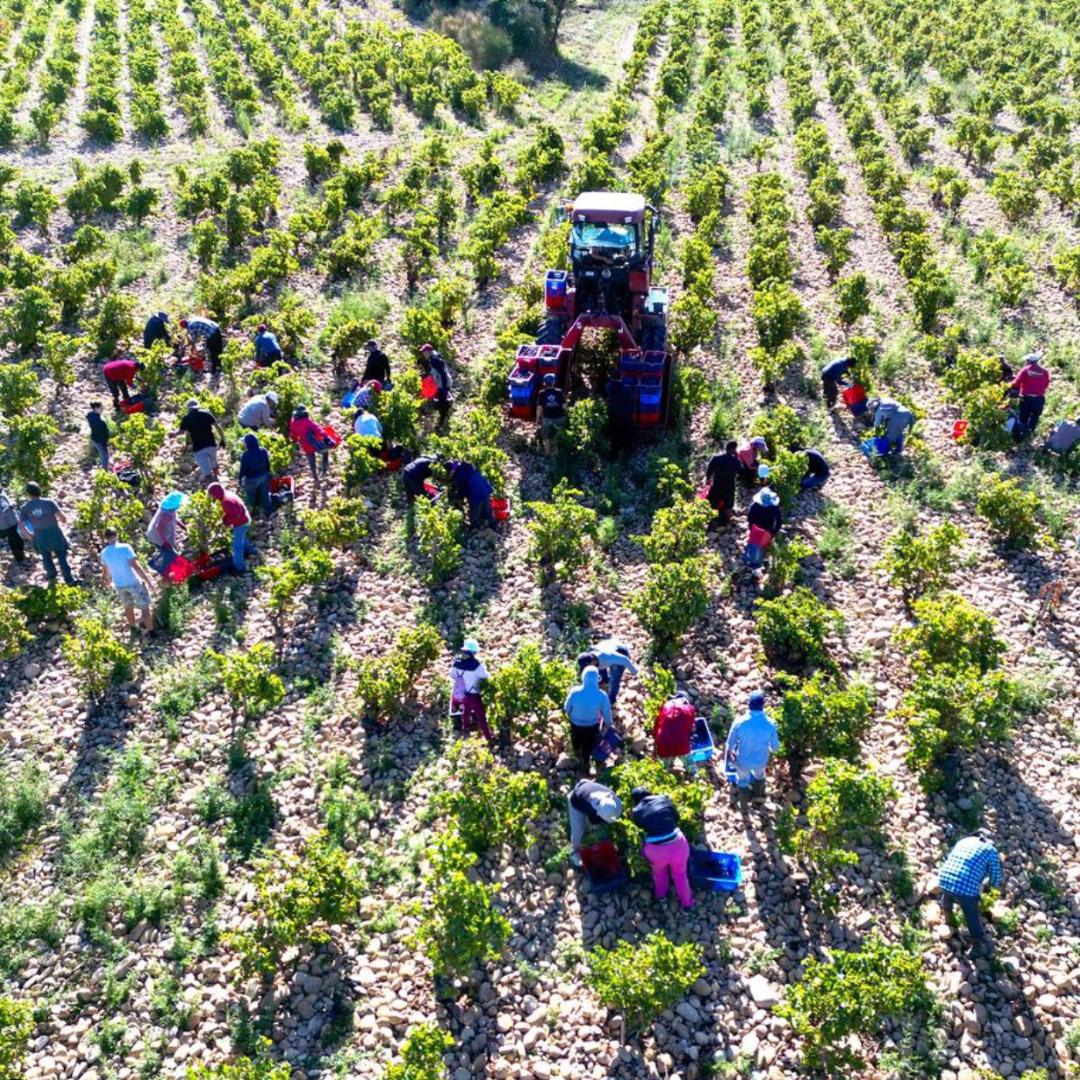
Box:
[536,318,565,346]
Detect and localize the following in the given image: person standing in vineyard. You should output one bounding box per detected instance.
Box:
[238,434,272,518]
[536,373,566,450]
[253,325,283,368]
[85,401,111,470]
[724,690,779,808]
[564,665,612,773]
[705,441,740,522]
[207,483,252,572]
[100,527,155,635]
[0,486,27,570]
[630,787,694,911]
[179,316,224,372]
[1009,352,1050,440]
[102,352,141,407]
[176,399,227,482]
[289,406,334,482]
[936,831,1003,953]
[448,638,492,741]
[18,483,77,586]
[420,344,452,422]
[820,355,851,408]
[361,340,392,387]
[143,311,171,351]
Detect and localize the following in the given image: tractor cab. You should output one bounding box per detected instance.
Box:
[507,190,673,436]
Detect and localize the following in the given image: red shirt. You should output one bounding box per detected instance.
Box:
[1011,364,1050,397]
[654,697,696,759]
[103,358,138,383]
[289,416,327,454]
[217,492,250,527]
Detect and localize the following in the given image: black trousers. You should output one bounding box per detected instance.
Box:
[2,525,25,562]
[207,329,224,372]
[106,377,130,405]
[570,724,600,769]
[822,376,839,407]
[1017,395,1045,436]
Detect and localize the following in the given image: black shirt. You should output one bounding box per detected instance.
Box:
[538,386,565,419]
[707,452,740,490]
[804,448,830,478]
[86,411,110,444]
[748,500,782,536]
[179,408,217,451]
[144,313,170,349]
[630,794,679,841]
[361,349,391,384]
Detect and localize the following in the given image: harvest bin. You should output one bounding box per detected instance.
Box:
[688,849,742,892]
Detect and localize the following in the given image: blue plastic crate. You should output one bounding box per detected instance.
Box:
[688,849,742,892]
[688,715,715,763]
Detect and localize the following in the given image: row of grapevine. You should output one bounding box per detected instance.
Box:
[188,0,261,126]
[213,0,307,131]
[0,0,56,145]
[154,0,210,135]
[28,9,79,144]
[81,0,124,142]
[125,0,168,138]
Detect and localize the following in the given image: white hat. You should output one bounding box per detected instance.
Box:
[266,390,279,405]
[760,490,779,507]
[462,638,480,654]
[595,793,622,823]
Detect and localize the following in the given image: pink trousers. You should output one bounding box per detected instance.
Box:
[642,833,693,909]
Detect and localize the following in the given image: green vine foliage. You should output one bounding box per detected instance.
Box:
[629,557,711,651]
[61,616,136,705]
[228,834,364,980]
[525,479,598,581]
[208,642,285,723]
[436,740,548,854]
[776,672,874,776]
[412,829,510,979]
[74,470,146,548]
[778,758,896,910]
[298,497,368,551]
[485,642,573,741]
[384,1024,454,1080]
[755,587,844,672]
[0,995,34,1080]
[586,931,704,1035]
[415,496,464,585]
[777,931,936,1073]
[353,623,442,722]
[0,590,33,661]
[880,519,964,599]
[975,475,1040,549]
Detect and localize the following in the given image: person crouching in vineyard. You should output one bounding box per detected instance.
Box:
[207,483,252,572]
[630,787,694,911]
[448,638,492,741]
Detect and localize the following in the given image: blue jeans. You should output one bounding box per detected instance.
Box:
[942,889,984,939]
[231,524,249,572]
[800,473,827,490]
[606,665,625,704]
[41,546,75,584]
[91,440,110,469]
[245,475,271,517]
[469,497,496,529]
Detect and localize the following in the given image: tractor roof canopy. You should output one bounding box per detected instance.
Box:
[571,191,646,224]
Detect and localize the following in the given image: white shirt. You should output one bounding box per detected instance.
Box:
[101,542,138,588]
[238,397,273,428]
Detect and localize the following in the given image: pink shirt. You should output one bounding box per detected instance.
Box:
[1012,365,1050,396]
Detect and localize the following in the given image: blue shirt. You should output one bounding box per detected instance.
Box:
[821,357,851,380]
[938,837,1002,898]
[564,668,611,728]
[725,710,779,771]
[255,330,281,359]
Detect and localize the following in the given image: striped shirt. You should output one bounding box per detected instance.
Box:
[938,837,1002,898]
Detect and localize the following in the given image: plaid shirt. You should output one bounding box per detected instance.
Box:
[938,837,1002,898]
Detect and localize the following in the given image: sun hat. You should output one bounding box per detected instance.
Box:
[161,491,186,512]
[266,390,279,405]
[462,638,480,654]
[760,490,779,507]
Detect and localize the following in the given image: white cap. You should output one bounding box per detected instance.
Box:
[266,390,279,405]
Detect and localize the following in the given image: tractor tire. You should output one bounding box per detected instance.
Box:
[536,318,565,346]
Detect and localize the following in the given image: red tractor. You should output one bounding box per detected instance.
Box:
[508,191,673,433]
